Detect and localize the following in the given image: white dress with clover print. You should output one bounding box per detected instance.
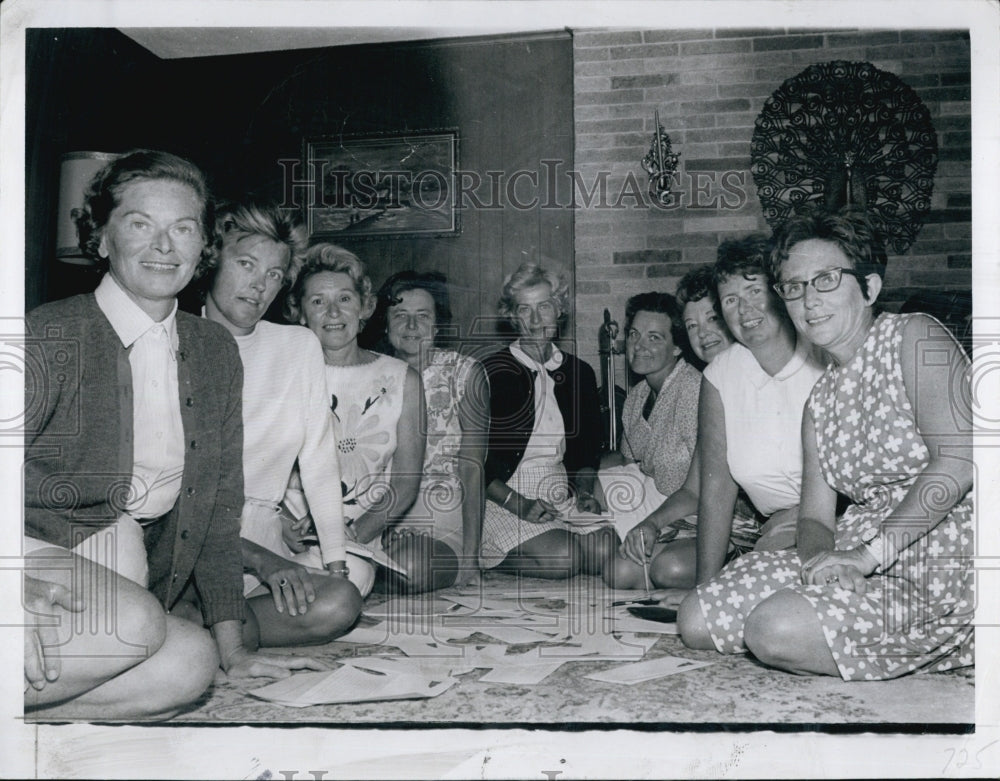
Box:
[694,313,973,681]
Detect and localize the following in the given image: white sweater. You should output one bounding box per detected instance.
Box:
[233,320,345,564]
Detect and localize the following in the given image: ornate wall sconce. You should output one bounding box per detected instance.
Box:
[641,110,680,205]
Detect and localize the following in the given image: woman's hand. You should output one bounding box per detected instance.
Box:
[23,575,84,690]
[255,548,318,616]
[575,492,603,514]
[519,497,562,524]
[279,508,315,554]
[800,547,876,593]
[620,519,660,567]
[350,513,384,545]
[221,647,329,680]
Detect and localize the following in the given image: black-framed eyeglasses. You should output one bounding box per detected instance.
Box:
[773,267,865,301]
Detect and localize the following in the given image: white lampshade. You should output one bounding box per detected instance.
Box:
[56,151,117,265]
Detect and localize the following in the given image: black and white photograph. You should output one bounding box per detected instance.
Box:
[2,0,998,778]
[306,130,460,239]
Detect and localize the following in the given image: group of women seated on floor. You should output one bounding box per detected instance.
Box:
[23,149,974,720]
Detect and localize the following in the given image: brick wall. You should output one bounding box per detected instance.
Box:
[571,29,971,381]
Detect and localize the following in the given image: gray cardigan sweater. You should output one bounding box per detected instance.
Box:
[24,292,246,625]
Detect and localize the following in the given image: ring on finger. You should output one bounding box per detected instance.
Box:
[278,578,289,588]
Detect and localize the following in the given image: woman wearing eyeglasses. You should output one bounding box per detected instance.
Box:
[678,208,973,679]
[480,263,615,578]
[676,236,828,593]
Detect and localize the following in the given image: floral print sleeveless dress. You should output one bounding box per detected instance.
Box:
[395,348,479,552]
[694,313,974,680]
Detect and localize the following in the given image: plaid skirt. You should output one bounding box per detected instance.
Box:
[480,459,607,569]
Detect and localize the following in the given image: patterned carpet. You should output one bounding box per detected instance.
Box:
[166,572,974,729]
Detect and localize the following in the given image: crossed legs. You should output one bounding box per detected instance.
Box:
[24,547,218,721]
[243,575,363,649]
[496,527,617,579]
[382,531,461,594]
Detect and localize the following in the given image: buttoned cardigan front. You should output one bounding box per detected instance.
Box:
[24,292,246,624]
[482,346,602,487]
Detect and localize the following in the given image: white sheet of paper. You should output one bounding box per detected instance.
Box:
[473,623,562,645]
[248,665,458,706]
[477,660,567,685]
[336,621,474,650]
[440,594,528,613]
[335,624,400,646]
[345,539,408,577]
[385,635,471,658]
[608,614,681,635]
[365,596,467,617]
[528,630,657,661]
[584,655,714,685]
[343,655,473,679]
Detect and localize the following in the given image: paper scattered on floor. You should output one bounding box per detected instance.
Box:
[533,630,658,661]
[322,577,701,702]
[248,665,457,707]
[584,655,714,685]
[365,596,466,617]
[607,606,681,635]
[440,594,531,614]
[477,659,567,685]
[343,654,475,679]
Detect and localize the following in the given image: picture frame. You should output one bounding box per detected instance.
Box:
[303,129,460,240]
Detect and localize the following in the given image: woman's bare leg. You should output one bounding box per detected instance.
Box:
[384,531,460,594]
[743,590,840,676]
[648,538,697,588]
[603,539,696,589]
[247,574,362,648]
[496,529,578,579]
[677,588,718,650]
[25,547,218,720]
[577,527,617,576]
[24,548,166,710]
[32,615,219,721]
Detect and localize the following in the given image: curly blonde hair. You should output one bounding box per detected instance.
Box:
[497,262,570,320]
[284,243,373,323]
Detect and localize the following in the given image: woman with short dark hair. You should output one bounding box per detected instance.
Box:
[598,291,702,588]
[364,270,489,591]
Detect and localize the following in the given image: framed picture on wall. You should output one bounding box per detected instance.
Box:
[303,129,460,240]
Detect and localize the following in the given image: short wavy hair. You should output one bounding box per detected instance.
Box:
[284,243,373,323]
[675,265,717,307]
[363,270,454,351]
[712,233,774,288]
[210,200,308,286]
[768,207,888,298]
[72,149,217,274]
[497,262,570,320]
[624,291,690,360]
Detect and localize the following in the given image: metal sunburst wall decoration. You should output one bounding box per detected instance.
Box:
[751,60,938,254]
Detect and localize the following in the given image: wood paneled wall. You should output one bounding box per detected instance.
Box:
[26,30,577,355]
